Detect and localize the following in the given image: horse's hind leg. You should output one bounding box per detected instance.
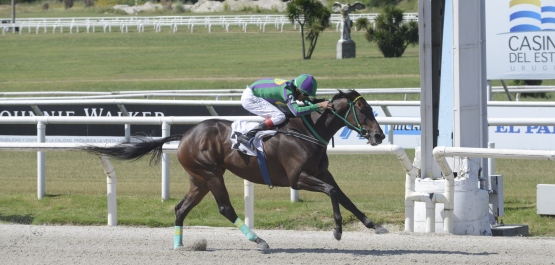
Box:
[191,169,271,253]
[174,177,209,249]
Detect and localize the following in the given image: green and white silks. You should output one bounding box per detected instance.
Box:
[234,218,258,241]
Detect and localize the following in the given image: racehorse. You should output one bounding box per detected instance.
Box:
[84,89,386,253]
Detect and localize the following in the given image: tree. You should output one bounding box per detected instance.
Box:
[364,6,418,58]
[286,0,331,59]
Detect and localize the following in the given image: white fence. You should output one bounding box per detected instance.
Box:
[407,146,555,233]
[1,86,553,101]
[0,115,418,198]
[2,115,555,231]
[1,13,419,35]
[0,126,415,229]
[3,128,555,233]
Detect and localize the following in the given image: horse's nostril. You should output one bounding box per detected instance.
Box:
[375,133,385,140]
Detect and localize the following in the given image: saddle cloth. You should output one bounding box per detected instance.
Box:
[230,120,277,156]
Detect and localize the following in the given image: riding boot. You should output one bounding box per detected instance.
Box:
[237,122,270,149]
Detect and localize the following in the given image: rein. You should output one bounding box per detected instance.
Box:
[301,96,365,146]
[276,128,327,147]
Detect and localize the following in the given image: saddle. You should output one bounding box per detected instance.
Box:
[230,120,277,156]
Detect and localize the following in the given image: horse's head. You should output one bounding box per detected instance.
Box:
[330,90,385,146]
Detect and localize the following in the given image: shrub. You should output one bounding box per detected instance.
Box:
[365,6,418,57]
[174,2,187,13]
[512,80,549,99]
[63,0,74,9]
[161,0,172,10]
[97,0,119,7]
[84,0,94,7]
[355,17,370,31]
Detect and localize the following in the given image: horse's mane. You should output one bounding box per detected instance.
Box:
[330,89,361,102]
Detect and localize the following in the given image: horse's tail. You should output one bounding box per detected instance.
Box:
[84,134,183,165]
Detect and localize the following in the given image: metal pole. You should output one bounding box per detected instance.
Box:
[124,124,130,142]
[244,180,254,228]
[37,121,46,199]
[290,188,299,202]
[99,155,117,226]
[161,122,170,201]
[487,142,495,190]
[11,0,15,23]
[381,106,394,144]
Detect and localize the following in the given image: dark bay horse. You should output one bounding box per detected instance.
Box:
[85,89,386,252]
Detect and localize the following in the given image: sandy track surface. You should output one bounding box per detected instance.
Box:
[1,224,554,265]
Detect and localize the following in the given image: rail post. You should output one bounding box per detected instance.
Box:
[99,155,117,226]
[161,122,170,201]
[37,121,46,199]
[244,180,254,228]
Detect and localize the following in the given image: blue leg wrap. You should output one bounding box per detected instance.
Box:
[174,226,183,249]
[234,218,258,242]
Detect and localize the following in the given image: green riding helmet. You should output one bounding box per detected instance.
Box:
[294,74,318,97]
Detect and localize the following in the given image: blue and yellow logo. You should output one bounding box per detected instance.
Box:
[510,0,555,32]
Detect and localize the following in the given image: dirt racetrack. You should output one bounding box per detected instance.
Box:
[1,224,554,265]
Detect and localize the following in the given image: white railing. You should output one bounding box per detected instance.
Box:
[1,86,553,100]
[2,114,555,231]
[0,115,417,198]
[1,13,419,35]
[0,88,422,101]
[406,146,555,234]
[0,137,414,229]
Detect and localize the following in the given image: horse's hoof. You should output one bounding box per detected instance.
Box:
[333,228,342,241]
[173,243,184,250]
[256,237,271,254]
[374,225,389,234]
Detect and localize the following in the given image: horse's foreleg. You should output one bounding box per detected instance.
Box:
[174,178,209,249]
[321,171,390,234]
[337,191,389,234]
[205,175,271,253]
[297,172,343,241]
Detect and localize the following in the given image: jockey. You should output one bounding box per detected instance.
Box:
[238,74,333,147]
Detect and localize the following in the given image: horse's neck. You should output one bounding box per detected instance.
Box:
[295,111,345,141]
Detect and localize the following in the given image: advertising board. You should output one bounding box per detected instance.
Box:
[1,104,553,150]
[486,0,555,80]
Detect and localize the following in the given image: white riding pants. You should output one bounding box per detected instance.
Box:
[241,86,286,126]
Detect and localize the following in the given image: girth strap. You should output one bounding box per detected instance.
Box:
[256,149,273,188]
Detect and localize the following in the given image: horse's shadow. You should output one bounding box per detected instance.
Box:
[269,248,496,256]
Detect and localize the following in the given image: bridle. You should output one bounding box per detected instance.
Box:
[301,95,370,145]
[329,95,367,138]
